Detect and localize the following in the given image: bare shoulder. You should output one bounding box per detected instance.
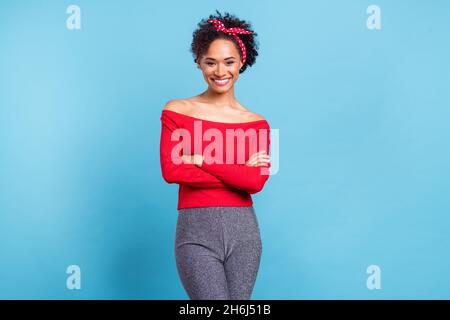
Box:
[240,107,266,122]
[163,99,192,114]
[250,112,266,121]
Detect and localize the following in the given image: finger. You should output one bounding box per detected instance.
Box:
[247,151,268,165]
[256,162,269,167]
[256,158,270,165]
[248,154,258,161]
[247,161,256,166]
[250,151,266,158]
[256,161,270,166]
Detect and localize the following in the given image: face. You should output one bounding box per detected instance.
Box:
[197,39,243,93]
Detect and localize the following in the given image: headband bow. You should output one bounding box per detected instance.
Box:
[196,19,253,67]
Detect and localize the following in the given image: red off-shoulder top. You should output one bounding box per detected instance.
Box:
[160,109,271,210]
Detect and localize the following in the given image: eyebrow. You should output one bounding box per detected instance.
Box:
[204,57,236,61]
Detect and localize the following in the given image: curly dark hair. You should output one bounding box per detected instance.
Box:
[190,10,259,74]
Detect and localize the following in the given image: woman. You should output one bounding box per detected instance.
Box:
[159,10,271,300]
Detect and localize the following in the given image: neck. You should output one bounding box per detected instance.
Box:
[199,87,237,108]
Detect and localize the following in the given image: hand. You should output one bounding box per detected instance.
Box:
[245,150,270,167]
[181,154,194,164]
[192,154,204,167]
[181,154,204,166]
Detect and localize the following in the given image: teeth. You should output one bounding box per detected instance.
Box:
[214,78,230,84]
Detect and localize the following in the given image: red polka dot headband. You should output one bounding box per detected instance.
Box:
[196,19,253,67]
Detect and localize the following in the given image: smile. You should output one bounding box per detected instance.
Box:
[212,78,231,86]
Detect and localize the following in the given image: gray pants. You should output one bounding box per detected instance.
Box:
[175,206,262,300]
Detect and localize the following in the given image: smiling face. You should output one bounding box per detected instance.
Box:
[197,39,244,93]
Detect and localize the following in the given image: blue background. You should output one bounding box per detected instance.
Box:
[1,0,449,299]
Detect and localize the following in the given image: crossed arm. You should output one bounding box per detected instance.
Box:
[159,112,271,193]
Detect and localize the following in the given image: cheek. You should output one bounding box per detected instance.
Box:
[202,69,212,77]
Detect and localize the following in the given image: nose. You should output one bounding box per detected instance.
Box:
[214,63,226,77]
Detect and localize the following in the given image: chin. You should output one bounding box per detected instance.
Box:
[210,86,230,93]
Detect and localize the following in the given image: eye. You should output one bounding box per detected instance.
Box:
[206,61,235,66]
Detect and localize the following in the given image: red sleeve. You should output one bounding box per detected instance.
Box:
[198,125,271,194]
[160,111,226,188]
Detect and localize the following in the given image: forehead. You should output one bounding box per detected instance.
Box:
[205,39,239,58]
